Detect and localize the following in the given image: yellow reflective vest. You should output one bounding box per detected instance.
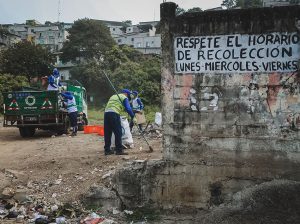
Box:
[105,94,127,114]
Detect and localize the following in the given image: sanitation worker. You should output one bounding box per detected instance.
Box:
[104,89,135,156]
[130,90,145,132]
[61,91,78,136]
[47,68,61,91]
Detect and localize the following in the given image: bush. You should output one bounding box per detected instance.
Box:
[0,73,29,111]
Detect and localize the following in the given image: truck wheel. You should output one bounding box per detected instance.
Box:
[19,127,36,137]
[56,116,70,135]
[78,117,88,131]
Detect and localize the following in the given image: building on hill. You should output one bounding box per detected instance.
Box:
[262,0,300,7]
[0,27,21,49]
[99,20,126,38]
[114,21,161,55]
[5,21,72,52]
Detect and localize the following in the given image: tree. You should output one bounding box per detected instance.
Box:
[122,20,132,26]
[0,41,54,82]
[103,45,143,71]
[186,7,202,13]
[290,0,300,4]
[69,60,114,105]
[176,7,186,16]
[221,0,263,8]
[111,56,161,105]
[222,0,236,9]
[69,45,145,105]
[0,27,10,37]
[236,0,263,8]
[61,18,115,63]
[0,73,29,107]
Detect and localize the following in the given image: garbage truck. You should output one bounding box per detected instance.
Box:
[2,81,88,137]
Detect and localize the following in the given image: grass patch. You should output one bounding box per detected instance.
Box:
[82,202,103,212]
[87,105,161,124]
[125,207,161,223]
[144,105,161,123]
[87,107,105,124]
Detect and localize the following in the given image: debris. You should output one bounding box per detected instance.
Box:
[81,212,104,224]
[35,217,49,224]
[16,214,25,222]
[6,210,18,218]
[51,204,59,212]
[102,219,115,224]
[124,210,133,215]
[102,171,113,180]
[13,190,29,203]
[75,175,84,181]
[112,207,120,215]
[122,156,130,161]
[134,160,145,163]
[56,216,67,224]
[1,187,15,199]
[54,179,62,185]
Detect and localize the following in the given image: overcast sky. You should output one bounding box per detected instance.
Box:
[0,0,223,25]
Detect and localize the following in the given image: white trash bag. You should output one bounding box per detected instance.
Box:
[155,112,162,126]
[111,116,133,147]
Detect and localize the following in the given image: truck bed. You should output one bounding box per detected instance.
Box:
[3,90,59,116]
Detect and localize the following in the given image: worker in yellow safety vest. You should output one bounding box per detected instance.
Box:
[104,89,134,155]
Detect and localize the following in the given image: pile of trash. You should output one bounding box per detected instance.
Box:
[0,187,118,223]
[132,123,163,139]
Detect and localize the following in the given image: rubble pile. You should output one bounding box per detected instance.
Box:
[0,189,123,223]
[0,167,121,223]
[132,123,163,139]
[0,160,157,223]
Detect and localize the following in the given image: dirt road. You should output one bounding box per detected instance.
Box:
[0,125,162,203]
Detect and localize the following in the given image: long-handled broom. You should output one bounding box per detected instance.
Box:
[103,71,154,153]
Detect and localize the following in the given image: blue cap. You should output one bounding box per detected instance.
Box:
[121,89,131,95]
[64,91,72,95]
[53,68,59,77]
[132,91,138,96]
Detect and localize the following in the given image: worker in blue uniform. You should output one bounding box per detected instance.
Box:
[61,91,78,136]
[130,90,144,132]
[47,68,61,91]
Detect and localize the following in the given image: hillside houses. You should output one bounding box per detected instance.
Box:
[0,19,161,80]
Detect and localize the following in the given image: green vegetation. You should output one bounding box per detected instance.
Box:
[88,107,105,124]
[87,104,160,125]
[0,74,29,109]
[62,18,161,108]
[0,18,162,112]
[125,207,161,223]
[61,18,115,62]
[144,105,160,123]
[111,55,161,106]
[0,41,54,82]
[222,0,263,8]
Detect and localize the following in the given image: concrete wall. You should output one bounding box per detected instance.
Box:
[114,3,300,210]
[157,2,300,208]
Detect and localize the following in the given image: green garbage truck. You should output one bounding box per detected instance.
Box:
[2,81,88,137]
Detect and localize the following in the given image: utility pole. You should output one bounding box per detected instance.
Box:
[58,0,61,22]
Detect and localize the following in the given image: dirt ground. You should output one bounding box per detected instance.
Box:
[0,123,162,204]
